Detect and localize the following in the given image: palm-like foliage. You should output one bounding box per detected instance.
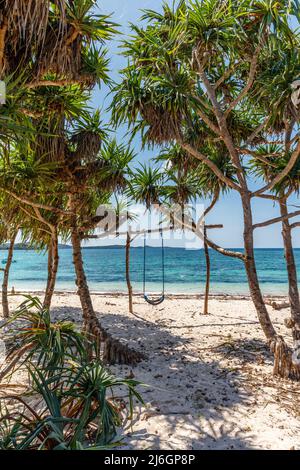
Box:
[0,293,145,449]
[0,0,116,150]
[197,148,238,195]
[71,109,108,163]
[65,1,116,42]
[156,143,237,197]
[109,1,300,380]
[111,0,297,147]
[35,0,117,81]
[0,0,146,368]
[127,165,164,208]
[252,43,300,130]
[99,139,136,193]
[81,45,111,86]
[2,1,65,68]
[112,66,194,145]
[110,0,298,226]
[162,172,202,206]
[251,144,300,195]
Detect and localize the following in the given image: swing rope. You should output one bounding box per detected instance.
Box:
[143,223,165,306]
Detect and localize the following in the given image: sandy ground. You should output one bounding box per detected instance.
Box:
[1,292,300,450]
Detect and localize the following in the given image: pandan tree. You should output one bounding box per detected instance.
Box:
[252,148,300,351]
[0,1,144,363]
[197,151,236,314]
[246,35,300,372]
[0,103,144,364]
[0,0,113,313]
[0,156,65,317]
[0,1,65,76]
[0,1,114,86]
[63,116,143,363]
[111,0,300,378]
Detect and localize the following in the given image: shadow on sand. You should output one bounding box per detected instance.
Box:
[51,306,258,449]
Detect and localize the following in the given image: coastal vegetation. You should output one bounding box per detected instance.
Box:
[0,296,143,449]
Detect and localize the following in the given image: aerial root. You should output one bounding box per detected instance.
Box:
[102,337,145,365]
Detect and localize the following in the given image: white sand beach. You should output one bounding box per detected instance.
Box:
[1,293,300,450]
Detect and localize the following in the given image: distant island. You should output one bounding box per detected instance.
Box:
[0,243,197,251]
[0,243,127,251]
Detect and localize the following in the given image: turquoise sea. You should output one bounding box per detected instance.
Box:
[0,247,299,296]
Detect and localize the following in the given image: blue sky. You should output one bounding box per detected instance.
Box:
[90,0,300,249]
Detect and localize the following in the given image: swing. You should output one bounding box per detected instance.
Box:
[143,228,165,306]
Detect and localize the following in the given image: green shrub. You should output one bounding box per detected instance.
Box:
[0,296,144,450]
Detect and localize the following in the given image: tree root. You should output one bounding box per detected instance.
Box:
[85,315,147,365]
[102,336,145,365]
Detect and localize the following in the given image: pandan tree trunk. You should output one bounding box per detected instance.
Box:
[71,225,98,330]
[278,198,300,379]
[126,232,133,314]
[279,198,300,332]
[203,227,210,315]
[43,230,59,311]
[70,221,144,365]
[241,193,277,341]
[243,236,276,340]
[44,241,53,297]
[2,231,17,319]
